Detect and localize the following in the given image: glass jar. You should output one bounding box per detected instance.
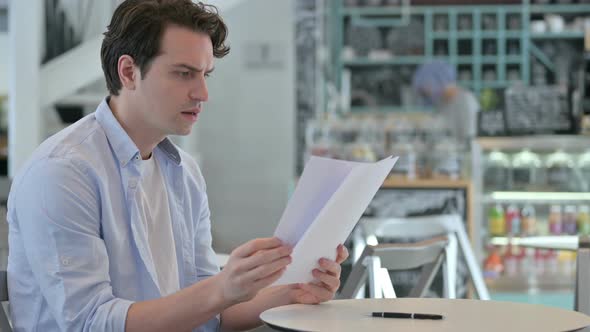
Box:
[431,137,462,180]
[577,149,590,192]
[511,149,542,191]
[545,149,580,192]
[484,150,512,191]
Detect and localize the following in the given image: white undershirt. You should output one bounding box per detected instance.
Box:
[137,155,180,296]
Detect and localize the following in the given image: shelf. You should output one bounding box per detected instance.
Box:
[381,177,471,189]
[342,57,432,66]
[530,4,590,14]
[341,5,523,16]
[480,31,522,38]
[486,274,575,293]
[431,31,523,39]
[489,236,578,251]
[475,135,590,151]
[343,56,522,67]
[349,106,432,113]
[481,56,522,64]
[484,191,590,204]
[530,32,585,39]
[480,81,511,88]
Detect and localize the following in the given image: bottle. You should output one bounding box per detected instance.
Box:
[563,205,578,235]
[505,204,521,236]
[521,204,537,236]
[503,245,518,277]
[558,251,576,278]
[578,205,590,235]
[431,137,462,180]
[483,246,504,280]
[546,250,559,276]
[488,204,506,236]
[548,205,563,235]
[534,249,546,277]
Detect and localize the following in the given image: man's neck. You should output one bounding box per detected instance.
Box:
[107,96,164,160]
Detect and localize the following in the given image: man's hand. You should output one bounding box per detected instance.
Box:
[290,244,349,304]
[216,237,292,306]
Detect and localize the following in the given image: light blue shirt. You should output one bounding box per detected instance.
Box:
[7,99,220,332]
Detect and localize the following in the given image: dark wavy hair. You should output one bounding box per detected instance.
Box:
[101,0,230,96]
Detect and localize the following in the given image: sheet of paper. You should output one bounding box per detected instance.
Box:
[273,156,398,285]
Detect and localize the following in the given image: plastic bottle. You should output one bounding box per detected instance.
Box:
[483,246,504,280]
[521,204,537,236]
[488,204,506,236]
[563,205,578,235]
[548,205,563,235]
[534,249,546,277]
[578,205,590,235]
[546,250,559,276]
[505,204,521,236]
[503,245,518,277]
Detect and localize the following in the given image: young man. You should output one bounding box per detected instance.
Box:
[7,1,348,331]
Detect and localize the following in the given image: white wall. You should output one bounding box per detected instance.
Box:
[196,0,296,253]
[0,33,8,96]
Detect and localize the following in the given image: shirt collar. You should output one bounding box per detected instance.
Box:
[95,97,182,167]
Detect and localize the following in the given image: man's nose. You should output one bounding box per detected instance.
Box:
[189,76,208,102]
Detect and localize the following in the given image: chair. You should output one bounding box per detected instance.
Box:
[339,236,448,299]
[351,214,490,300]
[0,271,11,332]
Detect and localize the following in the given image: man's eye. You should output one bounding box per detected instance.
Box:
[205,73,211,78]
[178,71,192,78]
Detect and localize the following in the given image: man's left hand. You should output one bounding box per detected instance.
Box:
[290,244,349,304]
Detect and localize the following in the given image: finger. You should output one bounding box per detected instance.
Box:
[298,282,334,302]
[232,237,284,258]
[251,266,287,290]
[336,244,349,264]
[312,269,340,292]
[318,258,341,277]
[242,255,291,283]
[239,245,292,271]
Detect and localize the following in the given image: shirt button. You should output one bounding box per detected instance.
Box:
[129,179,138,189]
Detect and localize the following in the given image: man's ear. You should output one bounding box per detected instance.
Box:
[117,55,137,91]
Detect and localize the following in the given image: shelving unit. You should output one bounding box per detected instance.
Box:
[332,1,590,112]
[471,135,590,296]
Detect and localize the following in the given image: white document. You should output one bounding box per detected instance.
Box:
[272,156,398,285]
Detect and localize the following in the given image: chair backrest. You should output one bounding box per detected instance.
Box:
[361,214,463,240]
[0,271,11,332]
[339,235,448,299]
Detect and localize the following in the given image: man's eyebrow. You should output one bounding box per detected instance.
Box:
[172,63,215,74]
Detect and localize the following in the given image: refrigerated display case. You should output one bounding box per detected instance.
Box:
[472,135,590,306]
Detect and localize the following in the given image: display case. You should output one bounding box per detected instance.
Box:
[471,135,590,297]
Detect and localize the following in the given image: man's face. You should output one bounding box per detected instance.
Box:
[133,24,214,137]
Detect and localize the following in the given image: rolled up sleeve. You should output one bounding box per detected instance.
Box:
[12,157,133,332]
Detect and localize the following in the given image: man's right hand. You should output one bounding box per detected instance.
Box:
[215,237,292,305]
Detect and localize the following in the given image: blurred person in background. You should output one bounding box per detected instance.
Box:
[412,61,480,144]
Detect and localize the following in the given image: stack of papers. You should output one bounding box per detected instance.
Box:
[273,156,398,285]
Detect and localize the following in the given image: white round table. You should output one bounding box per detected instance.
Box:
[260,298,590,332]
